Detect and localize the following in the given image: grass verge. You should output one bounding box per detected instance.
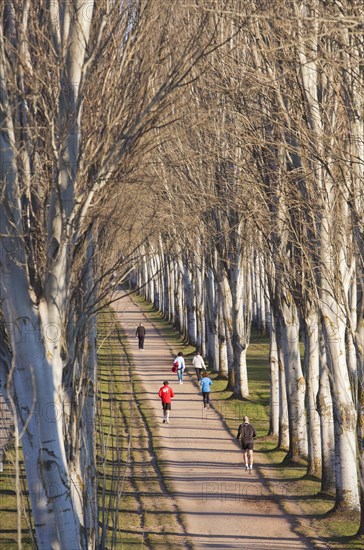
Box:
[0,451,34,549]
[97,310,190,549]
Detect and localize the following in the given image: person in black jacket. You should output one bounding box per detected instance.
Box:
[236,416,256,473]
[135,323,146,350]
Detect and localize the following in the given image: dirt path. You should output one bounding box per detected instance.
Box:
[113,292,315,550]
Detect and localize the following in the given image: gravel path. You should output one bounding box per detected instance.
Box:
[113,292,315,550]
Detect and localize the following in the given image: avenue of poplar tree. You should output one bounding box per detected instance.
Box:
[0,1,363,548]
[131,0,364,534]
[0,1,222,548]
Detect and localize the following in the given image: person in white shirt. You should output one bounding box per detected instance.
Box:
[175,352,186,384]
[192,350,206,381]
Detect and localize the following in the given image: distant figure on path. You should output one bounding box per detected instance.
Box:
[158,381,175,423]
[236,416,256,473]
[192,350,206,381]
[174,351,186,384]
[135,323,146,350]
[199,371,212,408]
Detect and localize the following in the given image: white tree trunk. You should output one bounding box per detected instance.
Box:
[322,307,359,511]
[184,263,197,346]
[357,289,364,531]
[81,232,98,548]
[269,312,279,437]
[218,296,229,378]
[195,262,206,355]
[280,301,308,460]
[205,267,219,372]
[175,260,184,334]
[318,177,359,510]
[295,1,358,508]
[254,252,262,330]
[230,258,249,398]
[259,256,267,333]
[317,331,336,494]
[154,253,162,310]
[252,253,258,326]
[4,307,82,549]
[303,307,321,476]
[220,274,234,387]
[278,341,290,450]
[347,274,358,398]
[167,256,175,323]
[0,61,83,550]
[149,254,156,306]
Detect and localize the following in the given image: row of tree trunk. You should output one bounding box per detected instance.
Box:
[132,215,363,522]
[129,0,364,529]
[1,1,363,547]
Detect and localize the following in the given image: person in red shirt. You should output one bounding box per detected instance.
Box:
[158,381,175,424]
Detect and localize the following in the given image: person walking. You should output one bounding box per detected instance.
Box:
[158,381,175,423]
[199,371,212,408]
[192,350,206,381]
[135,323,146,350]
[236,416,256,473]
[174,351,185,384]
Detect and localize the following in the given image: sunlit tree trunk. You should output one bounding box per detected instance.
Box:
[279,300,308,461]
[269,312,279,437]
[347,274,358,398]
[0,2,95,545]
[230,250,249,398]
[167,256,175,323]
[195,259,206,355]
[219,273,234,388]
[175,259,184,335]
[322,306,359,510]
[205,267,219,371]
[184,262,197,346]
[80,232,98,548]
[218,293,229,378]
[277,337,290,450]
[302,307,321,476]
[317,331,336,495]
[357,284,364,532]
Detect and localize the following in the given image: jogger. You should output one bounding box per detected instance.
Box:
[158,381,175,423]
[236,416,256,473]
[135,323,146,349]
[174,351,185,384]
[193,350,206,381]
[199,371,212,408]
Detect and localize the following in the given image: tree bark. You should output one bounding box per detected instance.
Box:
[303,308,321,476]
[269,312,279,437]
[279,301,308,461]
[317,332,336,495]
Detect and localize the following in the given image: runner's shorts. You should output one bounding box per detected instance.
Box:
[162,403,171,410]
[241,442,254,450]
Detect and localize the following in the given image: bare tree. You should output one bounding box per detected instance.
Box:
[134,0,364,517]
[0,1,218,547]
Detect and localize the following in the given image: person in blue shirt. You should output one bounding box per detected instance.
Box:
[199,371,212,408]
